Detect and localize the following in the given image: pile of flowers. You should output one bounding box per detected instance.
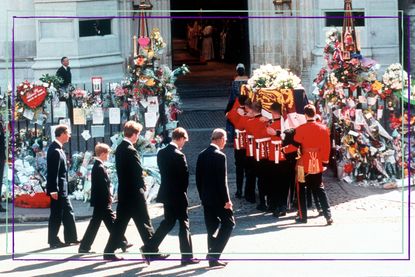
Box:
[247,64,301,91]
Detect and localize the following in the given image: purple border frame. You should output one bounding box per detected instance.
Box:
[9,13,411,262]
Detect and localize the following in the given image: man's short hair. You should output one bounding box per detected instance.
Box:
[251,101,262,113]
[244,98,252,107]
[95,143,110,156]
[238,94,248,106]
[211,128,227,141]
[270,102,282,114]
[123,120,143,138]
[55,124,69,138]
[304,104,316,118]
[61,56,68,63]
[172,127,188,141]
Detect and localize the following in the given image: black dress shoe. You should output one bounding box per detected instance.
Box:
[209,260,228,268]
[50,242,67,249]
[66,240,80,245]
[121,243,133,252]
[103,254,124,261]
[181,258,201,266]
[295,216,307,224]
[78,248,95,254]
[326,218,334,225]
[140,246,151,265]
[256,204,267,212]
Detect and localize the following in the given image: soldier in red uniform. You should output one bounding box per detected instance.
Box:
[293,104,333,225]
[244,101,269,210]
[226,94,248,198]
[264,103,298,217]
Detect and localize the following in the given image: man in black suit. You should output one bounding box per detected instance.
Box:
[196,128,235,268]
[78,143,132,254]
[103,121,169,261]
[0,121,6,212]
[56,57,72,87]
[46,125,78,248]
[56,56,73,122]
[143,128,199,266]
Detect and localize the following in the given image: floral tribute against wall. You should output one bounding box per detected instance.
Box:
[313,27,413,188]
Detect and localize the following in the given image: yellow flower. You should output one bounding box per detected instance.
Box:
[371,80,383,92]
[145,78,156,87]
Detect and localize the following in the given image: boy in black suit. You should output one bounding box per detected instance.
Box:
[103,121,168,261]
[196,128,235,268]
[79,143,132,254]
[46,125,78,248]
[143,128,199,266]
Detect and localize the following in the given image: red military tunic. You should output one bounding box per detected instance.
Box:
[294,120,330,174]
[226,99,247,150]
[244,115,269,160]
[266,119,297,163]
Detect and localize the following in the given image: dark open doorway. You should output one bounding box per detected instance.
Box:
[170,0,250,98]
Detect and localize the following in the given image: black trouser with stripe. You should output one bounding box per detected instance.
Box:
[297,173,332,221]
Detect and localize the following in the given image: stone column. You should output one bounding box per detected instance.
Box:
[247,0,313,88]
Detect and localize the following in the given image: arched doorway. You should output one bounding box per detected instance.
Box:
[170,0,250,98]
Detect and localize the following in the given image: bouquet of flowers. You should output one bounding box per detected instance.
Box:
[71,88,88,108]
[247,64,301,91]
[382,63,408,93]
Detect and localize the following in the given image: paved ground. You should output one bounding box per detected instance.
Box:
[1,96,415,276]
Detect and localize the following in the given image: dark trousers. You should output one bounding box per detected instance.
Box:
[256,160,268,206]
[267,160,290,212]
[0,159,4,206]
[234,149,246,195]
[307,187,322,210]
[244,157,257,202]
[80,206,128,251]
[285,158,297,210]
[48,195,77,245]
[146,204,193,259]
[104,195,154,255]
[297,173,332,220]
[203,205,235,260]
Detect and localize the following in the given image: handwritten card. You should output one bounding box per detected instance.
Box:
[147,96,159,113]
[144,112,158,128]
[108,108,121,124]
[92,107,104,124]
[59,118,71,133]
[73,108,86,125]
[91,125,105,138]
[53,101,67,118]
[23,109,35,120]
[81,130,91,141]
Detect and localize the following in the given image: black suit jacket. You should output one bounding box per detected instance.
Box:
[115,140,145,205]
[0,123,5,161]
[156,144,189,207]
[56,66,72,87]
[196,145,230,207]
[46,141,68,197]
[90,159,112,208]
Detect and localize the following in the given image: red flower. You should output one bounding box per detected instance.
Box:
[344,163,353,174]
